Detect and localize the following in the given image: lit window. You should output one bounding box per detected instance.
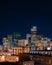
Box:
[24,64,26,65]
[16,57,19,61]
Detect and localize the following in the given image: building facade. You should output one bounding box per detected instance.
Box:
[13,32,21,47]
[18,39,28,46]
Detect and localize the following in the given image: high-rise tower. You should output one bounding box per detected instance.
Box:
[7,34,13,48]
[31,26,37,35]
[26,26,37,45]
[30,26,37,45]
[13,32,21,47]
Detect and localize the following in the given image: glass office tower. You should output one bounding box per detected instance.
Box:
[13,32,21,47]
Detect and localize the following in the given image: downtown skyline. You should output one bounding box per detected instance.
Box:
[0,1,52,65]
[0,1,52,44]
[0,26,52,45]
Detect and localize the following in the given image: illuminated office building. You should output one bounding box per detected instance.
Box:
[13,47,23,55]
[13,32,21,47]
[3,38,10,47]
[35,41,44,50]
[30,26,43,45]
[41,38,51,47]
[26,26,38,45]
[30,45,37,53]
[18,39,28,46]
[41,38,51,43]
[3,35,13,49]
[23,46,31,53]
[26,34,31,45]
[35,41,43,47]
[31,26,37,34]
[7,34,13,48]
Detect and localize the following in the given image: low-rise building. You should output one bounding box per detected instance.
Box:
[23,46,31,53]
[0,55,19,62]
[5,56,19,62]
[18,39,28,46]
[13,47,23,55]
[23,61,34,65]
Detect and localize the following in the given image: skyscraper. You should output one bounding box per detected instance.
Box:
[31,26,37,45]
[26,34,31,45]
[13,32,21,47]
[31,26,37,35]
[3,38,8,47]
[7,34,13,48]
[3,34,13,49]
[26,26,37,45]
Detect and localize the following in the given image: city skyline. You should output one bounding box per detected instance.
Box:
[0,1,52,44]
[1,26,52,44]
[0,26,52,45]
[0,1,52,65]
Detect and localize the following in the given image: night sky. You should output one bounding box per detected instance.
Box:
[0,1,52,44]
